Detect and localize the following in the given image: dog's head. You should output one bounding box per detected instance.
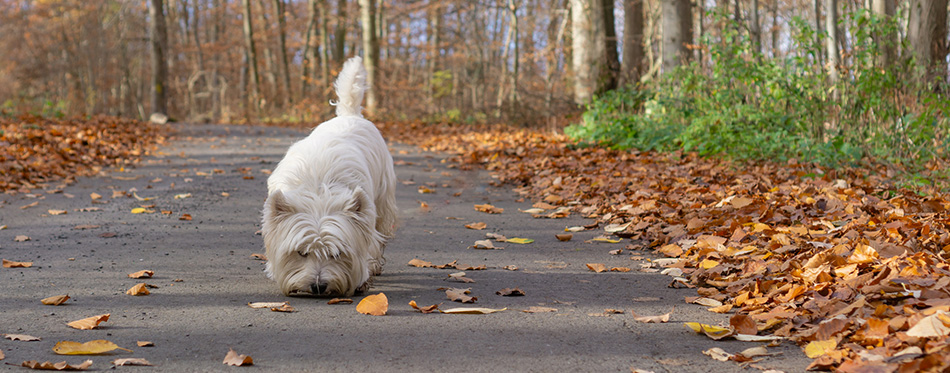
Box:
[261,186,381,297]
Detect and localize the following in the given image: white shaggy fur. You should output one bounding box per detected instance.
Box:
[262,56,397,296]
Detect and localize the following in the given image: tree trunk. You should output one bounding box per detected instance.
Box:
[621,0,643,85]
[241,0,261,111]
[320,1,331,90]
[274,0,293,104]
[907,0,949,84]
[149,0,169,116]
[813,0,823,69]
[824,0,839,85]
[427,1,441,110]
[302,0,318,96]
[359,0,378,115]
[751,0,761,55]
[602,0,619,91]
[334,0,348,63]
[870,0,897,70]
[661,0,692,74]
[570,0,606,104]
[495,0,518,116]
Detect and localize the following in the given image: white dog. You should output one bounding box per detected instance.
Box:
[262,56,397,297]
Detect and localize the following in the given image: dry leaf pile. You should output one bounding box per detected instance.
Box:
[380,121,950,371]
[0,115,166,193]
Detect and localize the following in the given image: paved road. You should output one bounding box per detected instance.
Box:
[0,124,811,372]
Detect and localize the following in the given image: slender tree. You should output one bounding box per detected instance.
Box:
[359,0,378,115]
[824,0,839,85]
[274,0,293,104]
[907,0,949,85]
[570,0,606,104]
[660,0,692,74]
[241,0,261,111]
[622,0,644,85]
[870,0,897,69]
[149,0,169,116]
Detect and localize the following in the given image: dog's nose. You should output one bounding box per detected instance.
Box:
[311,282,329,295]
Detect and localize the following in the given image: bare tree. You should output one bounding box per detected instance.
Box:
[149,0,169,116]
[824,0,839,85]
[334,0,348,63]
[571,0,606,104]
[274,0,293,104]
[241,0,261,111]
[660,0,692,74]
[870,0,897,69]
[359,0,378,115]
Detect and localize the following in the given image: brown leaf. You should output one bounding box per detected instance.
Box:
[179,213,192,221]
[71,225,100,230]
[586,263,607,273]
[409,300,440,313]
[631,307,673,323]
[474,203,503,214]
[222,348,253,366]
[41,295,70,306]
[270,304,296,312]
[99,232,116,238]
[445,288,477,303]
[21,360,93,371]
[555,233,573,241]
[126,283,149,296]
[327,298,353,305]
[464,222,487,230]
[408,258,433,268]
[47,209,67,215]
[522,306,557,313]
[249,253,267,260]
[356,293,388,316]
[111,358,152,366]
[127,270,154,279]
[3,259,33,268]
[610,267,631,272]
[66,314,110,330]
[5,334,42,341]
[136,341,154,347]
[496,288,525,296]
[14,235,31,242]
[729,314,758,335]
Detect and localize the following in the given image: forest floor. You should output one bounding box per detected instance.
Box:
[1,117,948,371]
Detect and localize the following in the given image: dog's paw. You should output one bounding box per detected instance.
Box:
[355,277,375,294]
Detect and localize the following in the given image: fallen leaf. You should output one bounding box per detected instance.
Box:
[610,267,631,272]
[66,314,110,330]
[690,297,723,307]
[604,222,631,233]
[222,348,253,366]
[409,300,440,313]
[506,237,534,244]
[136,341,153,347]
[179,213,192,221]
[565,226,585,232]
[14,235,31,242]
[327,298,353,305]
[48,209,67,216]
[730,314,758,335]
[503,265,519,271]
[21,201,39,209]
[71,225,100,230]
[270,304,295,312]
[906,310,950,337]
[631,307,673,323]
[408,258,433,267]
[464,222,487,230]
[591,236,621,243]
[447,272,475,283]
[174,193,192,199]
[683,322,734,340]
[132,192,155,201]
[130,208,146,214]
[496,288,525,296]
[522,306,557,313]
[249,253,267,260]
[111,358,152,366]
[127,270,154,279]
[703,347,733,362]
[3,259,33,268]
[89,193,102,200]
[5,334,41,341]
[804,339,837,358]
[441,307,506,314]
[21,360,93,371]
[356,293,388,316]
[41,295,70,305]
[472,240,502,250]
[474,204,503,214]
[126,283,149,296]
[445,288,477,303]
[485,232,507,241]
[555,233,573,241]
[248,301,288,309]
[418,186,434,194]
[53,340,131,355]
[586,263,607,273]
[99,232,116,238]
[520,208,546,214]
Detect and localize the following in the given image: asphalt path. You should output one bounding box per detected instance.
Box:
[0,124,812,372]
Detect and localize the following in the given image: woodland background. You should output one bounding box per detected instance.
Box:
[0,0,947,168]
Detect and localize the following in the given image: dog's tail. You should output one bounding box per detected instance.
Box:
[332,56,367,117]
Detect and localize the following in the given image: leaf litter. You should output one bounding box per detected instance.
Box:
[379,122,950,371]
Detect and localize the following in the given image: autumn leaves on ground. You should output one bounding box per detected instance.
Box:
[3,116,950,372]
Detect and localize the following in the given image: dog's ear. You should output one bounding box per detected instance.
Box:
[266,190,295,218]
[345,186,370,214]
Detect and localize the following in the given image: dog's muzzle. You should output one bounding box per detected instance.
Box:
[311,282,330,295]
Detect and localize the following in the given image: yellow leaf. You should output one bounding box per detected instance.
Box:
[130,208,146,214]
[222,348,253,366]
[174,193,192,199]
[591,236,621,243]
[699,259,720,269]
[356,293,388,316]
[53,340,131,355]
[474,204,503,214]
[464,222,487,230]
[441,307,507,314]
[684,322,733,337]
[41,295,70,306]
[127,270,154,279]
[126,283,149,296]
[804,339,837,358]
[507,238,534,244]
[48,209,67,216]
[67,314,110,330]
[586,263,607,273]
[3,259,33,268]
